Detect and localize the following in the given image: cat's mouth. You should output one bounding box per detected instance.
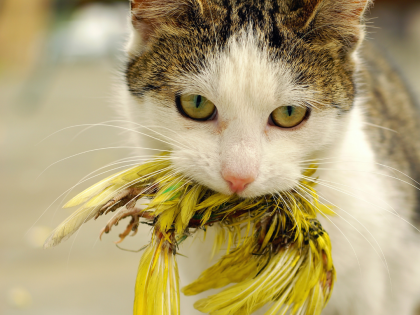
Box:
[218,182,297,200]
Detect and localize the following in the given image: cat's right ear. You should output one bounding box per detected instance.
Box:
[129,0,194,54]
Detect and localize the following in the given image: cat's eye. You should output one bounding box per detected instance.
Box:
[270,106,308,128]
[176,94,217,121]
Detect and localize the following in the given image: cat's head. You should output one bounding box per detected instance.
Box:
[124,0,371,197]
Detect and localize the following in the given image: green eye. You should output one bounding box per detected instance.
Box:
[177,94,217,121]
[270,106,308,128]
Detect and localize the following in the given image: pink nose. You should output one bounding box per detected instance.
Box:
[223,174,255,193]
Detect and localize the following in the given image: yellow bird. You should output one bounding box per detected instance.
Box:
[45,153,335,315]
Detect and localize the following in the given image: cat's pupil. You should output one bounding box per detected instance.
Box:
[195,95,202,108]
[287,106,294,116]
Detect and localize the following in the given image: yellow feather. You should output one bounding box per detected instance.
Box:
[134,233,180,315]
[63,176,114,208]
[178,186,202,232]
[44,206,97,248]
[47,153,335,315]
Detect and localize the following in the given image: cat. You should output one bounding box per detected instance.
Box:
[118,0,420,314]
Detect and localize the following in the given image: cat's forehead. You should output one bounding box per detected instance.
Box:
[126,0,357,113]
[182,0,320,44]
[176,31,304,118]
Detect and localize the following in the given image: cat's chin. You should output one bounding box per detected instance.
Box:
[203,181,296,199]
[201,185,257,199]
[219,188,286,199]
[234,190,265,199]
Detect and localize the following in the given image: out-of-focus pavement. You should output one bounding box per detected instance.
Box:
[0,60,137,315]
[0,3,420,315]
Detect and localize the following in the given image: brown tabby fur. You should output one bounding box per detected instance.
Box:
[126,0,371,110]
[361,44,420,224]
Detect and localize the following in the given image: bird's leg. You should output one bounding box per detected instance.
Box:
[94,186,149,219]
[99,202,152,243]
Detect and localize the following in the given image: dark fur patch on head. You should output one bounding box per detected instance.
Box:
[126,0,371,112]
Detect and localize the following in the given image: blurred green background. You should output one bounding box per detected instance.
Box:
[0,1,420,314]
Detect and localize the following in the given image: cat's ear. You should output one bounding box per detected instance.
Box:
[286,0,372,51]
[130,0,195,44]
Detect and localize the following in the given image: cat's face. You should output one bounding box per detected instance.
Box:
[124,0,370,197]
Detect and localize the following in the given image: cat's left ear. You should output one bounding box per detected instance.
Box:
[319,0,372,51]
[289,0,373,52]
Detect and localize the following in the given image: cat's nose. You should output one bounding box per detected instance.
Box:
[222,173,255,193]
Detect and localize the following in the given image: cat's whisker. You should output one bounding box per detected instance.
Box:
[296,156,348,163]
[285,192,305,236]
[66,164,175,265]
[130,123,194,145]
[27,157,170,237]
[60,154,187,232]
[300,175,400,217]
[274,189,301,236]
[362,122,398,133]
[69,121,138,142]
[270,193,279,209]
[48,164,175,237]
[36,120,169,145]
[49,158,167,218]
[125,167,189,211]
[298,160,420,189]
[299,157,416,184]
[37,146,173,180]
[303,92,348,110]
[40,121,193,151]
[281,184,361,271]
[49,155,183,217]
[127,123,194,151]
[275,183,358,266]
[263,195,270,209]
[297,95,329,110]
[295,182,392,286]
[303,167,420,193]
[72,123,192,150]
[132,168,194,218]
[303,101,320,111]
[81,154,175,178]
[103,121,200,153]
[300,175,420,234]
[36,123,116,146]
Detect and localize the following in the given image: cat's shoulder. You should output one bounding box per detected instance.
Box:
[358,41,420,223]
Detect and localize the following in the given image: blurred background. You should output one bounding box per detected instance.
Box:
[0,0,420,314]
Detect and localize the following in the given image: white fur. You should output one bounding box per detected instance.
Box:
[124,30,341,197]
[121,28,420,314]
[315,104,420,315]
